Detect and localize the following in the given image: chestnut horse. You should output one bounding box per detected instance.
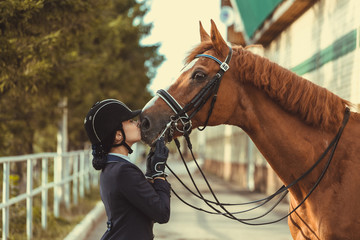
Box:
[140,21,360,239]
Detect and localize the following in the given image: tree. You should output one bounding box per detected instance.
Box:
[0,0,163,155]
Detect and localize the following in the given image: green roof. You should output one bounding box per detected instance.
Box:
[234,0,283,38]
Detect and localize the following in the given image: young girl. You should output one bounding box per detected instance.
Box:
[84,99,170,240]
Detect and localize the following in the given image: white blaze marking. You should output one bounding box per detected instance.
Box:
[180,58,199,74]
[142,95,159,111]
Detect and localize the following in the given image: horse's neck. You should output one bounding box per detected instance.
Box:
[230,50,339,198]
[237,86,332,199]
[234,49,347,132]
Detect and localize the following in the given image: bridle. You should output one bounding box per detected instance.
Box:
[155,46,233,142]
[155,45,351,225]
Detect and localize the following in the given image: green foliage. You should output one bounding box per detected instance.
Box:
[0,0,163,155]
[9,174,20,196]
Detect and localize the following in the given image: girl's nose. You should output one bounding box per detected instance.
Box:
[136,120,140,128]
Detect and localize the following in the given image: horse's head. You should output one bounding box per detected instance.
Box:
[140,20,240,145]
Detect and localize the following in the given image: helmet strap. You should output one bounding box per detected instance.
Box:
[112,127,133,154]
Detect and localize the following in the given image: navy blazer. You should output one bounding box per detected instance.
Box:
[100,154,171,240]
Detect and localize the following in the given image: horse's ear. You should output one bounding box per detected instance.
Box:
[210,19,228,56]
[199,21,210,42]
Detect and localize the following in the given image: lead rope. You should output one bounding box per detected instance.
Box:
[167,108,350,225]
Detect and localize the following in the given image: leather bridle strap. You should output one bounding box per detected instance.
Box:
[156,46,232,135]
[157,89,190,119]
[180,47,232,127]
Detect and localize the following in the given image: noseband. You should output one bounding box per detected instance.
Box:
[156,46,233,140]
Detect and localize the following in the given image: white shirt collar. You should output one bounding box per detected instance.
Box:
[108,153,131,162]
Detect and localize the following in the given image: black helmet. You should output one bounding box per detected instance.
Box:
[84,99,141,145]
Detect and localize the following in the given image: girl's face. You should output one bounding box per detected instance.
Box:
[122,119,141,145]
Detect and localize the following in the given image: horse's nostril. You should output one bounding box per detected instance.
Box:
[141,117,151,131]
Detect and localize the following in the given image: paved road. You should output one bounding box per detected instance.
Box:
[86,160,292,240]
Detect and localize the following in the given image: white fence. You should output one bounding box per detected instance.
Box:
[0,150,98,240]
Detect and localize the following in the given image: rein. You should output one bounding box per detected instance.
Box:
[167,107,350,225]
[155,46,351,224]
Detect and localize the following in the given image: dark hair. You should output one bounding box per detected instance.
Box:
[91,131,117,170]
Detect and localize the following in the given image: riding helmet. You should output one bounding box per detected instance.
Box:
[84,99,141,145]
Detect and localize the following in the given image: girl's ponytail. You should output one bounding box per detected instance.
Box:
[91,144,107,170]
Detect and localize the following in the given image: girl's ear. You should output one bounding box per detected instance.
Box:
[115,130,123,143]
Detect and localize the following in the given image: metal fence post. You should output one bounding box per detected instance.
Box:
[64,155,70,210]
[54,154,61,217]
[73,155,78,205]
[2,161,10,240]
[41,157,48,229]
[79,152,85,198]
[26,158,33,239]
[85,153,90,192]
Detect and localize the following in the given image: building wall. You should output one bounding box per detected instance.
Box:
[265,0,360,104]
[193,0,360,195]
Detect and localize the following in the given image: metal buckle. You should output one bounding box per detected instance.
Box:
[107,221,112,231]
[220,62,229,72]
[171,116,192,133]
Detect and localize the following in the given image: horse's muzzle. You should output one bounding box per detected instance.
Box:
[140,112,170,145]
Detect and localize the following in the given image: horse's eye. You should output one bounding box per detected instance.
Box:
[192,71,206,81]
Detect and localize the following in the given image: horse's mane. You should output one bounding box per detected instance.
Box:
[186,42,352,131]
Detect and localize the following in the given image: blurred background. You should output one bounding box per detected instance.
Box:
[1,0,360,239]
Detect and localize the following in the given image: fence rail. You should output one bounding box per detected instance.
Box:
[1,150,98,240]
